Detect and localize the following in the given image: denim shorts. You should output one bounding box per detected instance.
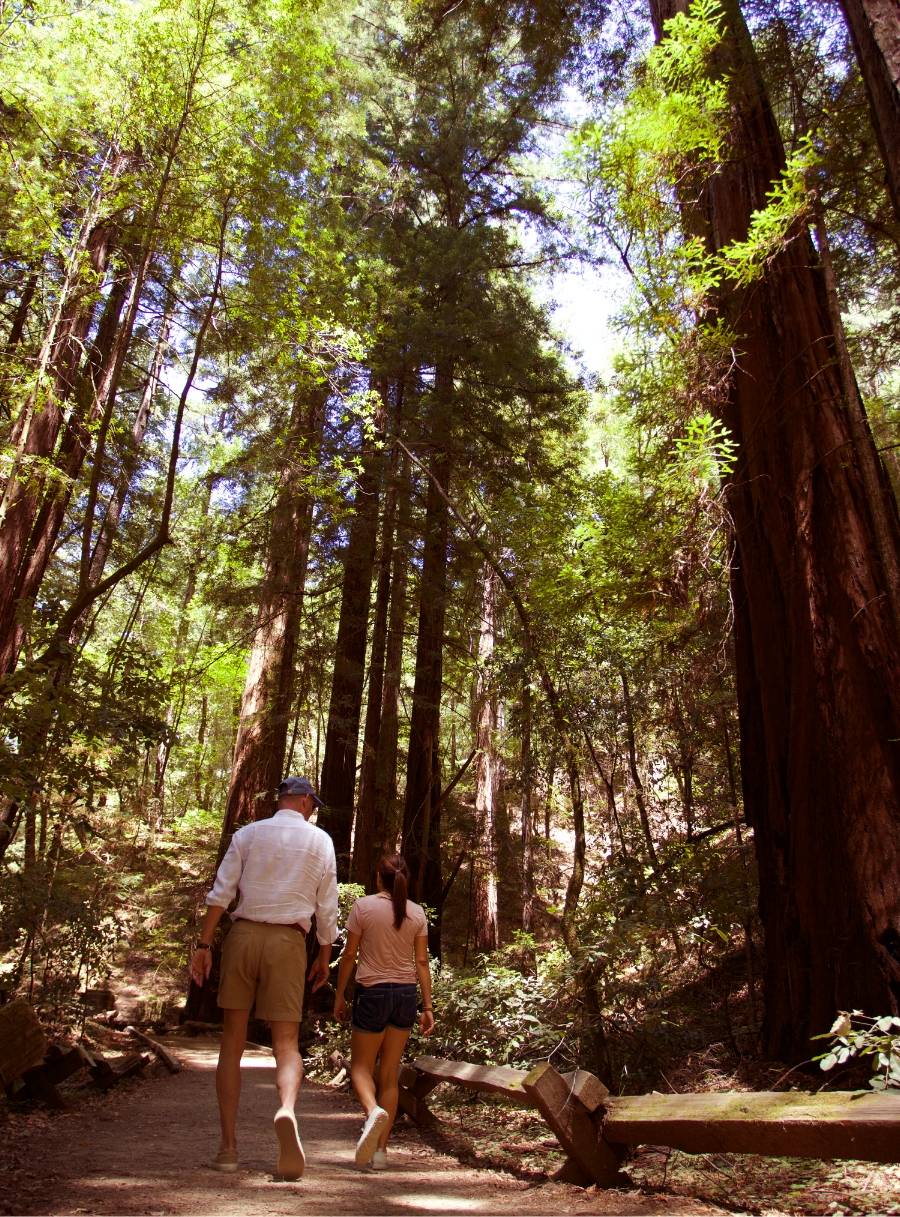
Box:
[352,982,418,1033]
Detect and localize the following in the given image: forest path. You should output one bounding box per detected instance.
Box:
[5,1036,725,1216]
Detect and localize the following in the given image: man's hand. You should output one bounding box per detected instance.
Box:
[307,953,330,992]
[190,947,212,987]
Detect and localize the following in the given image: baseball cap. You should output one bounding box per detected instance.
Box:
[278,776,323,806]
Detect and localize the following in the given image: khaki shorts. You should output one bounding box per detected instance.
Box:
[218,920,307,1022]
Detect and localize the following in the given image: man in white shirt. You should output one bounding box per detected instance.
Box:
[190,776,338,1180]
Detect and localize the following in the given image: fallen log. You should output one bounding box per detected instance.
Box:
[89,1051,151,1091]
[125,1026,181,1074]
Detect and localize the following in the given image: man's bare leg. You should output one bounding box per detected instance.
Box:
[270,1020,305,1178]
[216,1008,250,1152]
[270,1021,303,1110]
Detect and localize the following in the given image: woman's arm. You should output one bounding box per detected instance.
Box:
[414,935,435,1035]
[333,929,362,1022]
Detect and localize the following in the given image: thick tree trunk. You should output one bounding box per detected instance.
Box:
[471,561,499,953]
[837,0,900,224]
[218,386,326,854]
[317,389,386,879]
[652,0,900,1057]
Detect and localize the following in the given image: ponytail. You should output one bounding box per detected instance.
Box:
[378,854,410,929]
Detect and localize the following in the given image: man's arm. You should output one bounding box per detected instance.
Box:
[189,834,244,986]
[189,904,227,986]
[308,841,339,992]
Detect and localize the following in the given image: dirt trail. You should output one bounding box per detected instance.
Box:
[2,1037,724,1216]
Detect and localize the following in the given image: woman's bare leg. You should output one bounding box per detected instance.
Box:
[374,1025,411,1150]
[350,1028,386,1115]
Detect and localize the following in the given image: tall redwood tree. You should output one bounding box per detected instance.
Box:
[649,0,900,1058]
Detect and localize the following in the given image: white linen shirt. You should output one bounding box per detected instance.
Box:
[206,811,339,946]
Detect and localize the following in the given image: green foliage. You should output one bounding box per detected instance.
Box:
[425,944,577,1069]
[814,1011,900,1091]
[0,859,123,1028]
[338,882,365,924]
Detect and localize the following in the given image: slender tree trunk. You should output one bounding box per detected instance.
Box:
[520,667,535,933]
[544,749,556,848]
[652,0,900,1057]
[0,264,135,670]
[153,482,212,818]
[401,378,452,934]
[374,453,412,855]
[0,209,118,672]
[352,428,401,886]
[836,0,900,224]
[88,295,173,585]
[620,670,660,869]
[4,273,37,350]
[218,385,326,855]
[318,387,386,879]
[471,560,499,953]
[396,436,588,958]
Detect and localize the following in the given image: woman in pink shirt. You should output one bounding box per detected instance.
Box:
[333,854,435,1168]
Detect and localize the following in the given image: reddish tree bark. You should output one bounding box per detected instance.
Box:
[0,262,136,670]
[352,424,402,887]
[651,0,900,1057]
[0,212,117,673]
[217,386,326,853]
[836,0,900,223]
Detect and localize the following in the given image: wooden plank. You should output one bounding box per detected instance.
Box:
[523,1061,624,1186]
[559,1069,610,1114]
[398,1064,442,1125]
[602,1090,900,1163]
[0,1001,47,1086]
[409,1055,531,1103]
[400,1065,441,1099]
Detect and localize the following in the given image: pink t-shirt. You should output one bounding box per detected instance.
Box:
[347,893,428,985]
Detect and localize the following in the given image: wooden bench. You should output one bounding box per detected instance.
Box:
[398,1056,624,1184]
[399,1055,900,1187]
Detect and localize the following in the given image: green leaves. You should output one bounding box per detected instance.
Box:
[813,1011,900,1090]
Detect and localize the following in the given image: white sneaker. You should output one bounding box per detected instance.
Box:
[355,1106,389,1166]
[369,1149,387,1170]
[274,1106,305,1180]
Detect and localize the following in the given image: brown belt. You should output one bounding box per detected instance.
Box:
[236,919,307,938]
